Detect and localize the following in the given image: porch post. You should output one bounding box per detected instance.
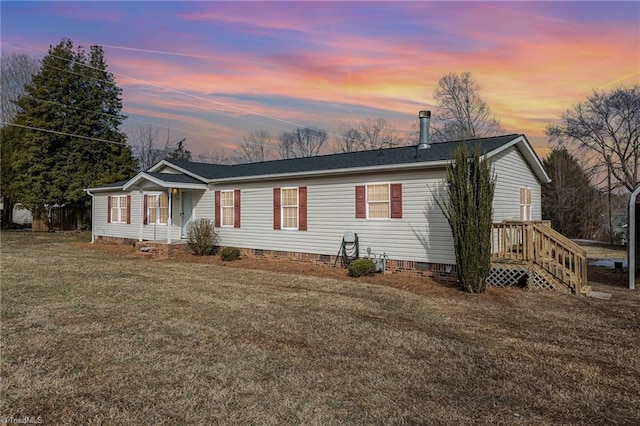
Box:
[139,188,143,241]
[167,188,172,244]
[629,188,638,290]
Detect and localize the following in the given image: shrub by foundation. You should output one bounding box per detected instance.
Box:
[221,247,240,261]
[186,219,218,256]
[348,258,377,277]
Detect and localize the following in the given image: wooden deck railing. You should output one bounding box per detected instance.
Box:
[491,221,587,294]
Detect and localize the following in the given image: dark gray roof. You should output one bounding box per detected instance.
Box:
[145,172,204,184]
[164,161,231,178]
[164,134,521,180]
[88,179,129,190]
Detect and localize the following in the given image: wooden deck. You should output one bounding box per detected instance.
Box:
[490,221,588,295]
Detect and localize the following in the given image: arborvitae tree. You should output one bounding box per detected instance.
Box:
[11,38,136,228]
[438,144,496,293]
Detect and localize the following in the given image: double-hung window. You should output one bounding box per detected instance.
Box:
[215,190,241,228]
[221,190,234,227]
[355,183,402,219]
[109,195,129,223]
[145,193,169,225]
[367,184,390,219]
[520,187,532,221]
[273,186,307,231]
[281,188,299,229]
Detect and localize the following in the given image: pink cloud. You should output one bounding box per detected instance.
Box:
[98,2,638,159]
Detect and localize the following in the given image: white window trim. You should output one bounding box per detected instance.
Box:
[520,186,532,221]
[146,192,169,225]
[366,183,391,220]
[110,195,128,224]
[281,186,299,230]
[220,190,234,228]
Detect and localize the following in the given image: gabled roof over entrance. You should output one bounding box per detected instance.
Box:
[86,171,207,192]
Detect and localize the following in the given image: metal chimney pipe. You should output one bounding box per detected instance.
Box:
[418,110,431,149]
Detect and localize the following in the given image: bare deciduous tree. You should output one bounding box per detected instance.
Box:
[358,118,397,150]
[335,126,363,153]
[1,52,41,123]
[239,130,273,163]
[335,118,398,153]
[278,127,327,159]
[431,72,503,142]
[128,124,170,171]
[196,150,237,165]
[546,86,640,192]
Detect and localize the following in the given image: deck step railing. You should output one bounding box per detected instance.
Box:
[491,221,587,294]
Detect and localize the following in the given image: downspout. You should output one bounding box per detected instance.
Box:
[139,188,143,242]
[629,191,637,290]
[86,190,95,243]
[167,188,172,244]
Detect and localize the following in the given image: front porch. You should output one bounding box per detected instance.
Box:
[122,171,208,244]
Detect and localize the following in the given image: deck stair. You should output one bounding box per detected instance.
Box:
[489,221,588,296]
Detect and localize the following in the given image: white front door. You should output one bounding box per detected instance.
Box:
[181,191,193,238]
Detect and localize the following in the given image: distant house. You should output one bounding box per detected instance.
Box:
[87,111,562,286]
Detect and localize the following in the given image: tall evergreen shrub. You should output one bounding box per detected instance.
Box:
[438,144,495,293]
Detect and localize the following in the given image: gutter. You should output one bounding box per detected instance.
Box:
[86,190,95,243]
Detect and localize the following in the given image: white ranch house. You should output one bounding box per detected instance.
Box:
[90,110,596,293]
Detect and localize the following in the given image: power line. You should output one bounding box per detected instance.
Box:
[21,94,224,141]
[7,42,309,133]
[4,41,351,156]
[39,60,301,146]
[2,122,128,146]
[16,93,284,152]
[6,41,344,139]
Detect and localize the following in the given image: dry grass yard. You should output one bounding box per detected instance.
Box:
[1,231,639,424]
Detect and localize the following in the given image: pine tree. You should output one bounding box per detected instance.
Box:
[12,39,136,227]
[168,138,192,161]
[542,148,604,239]
[438,144,495,293]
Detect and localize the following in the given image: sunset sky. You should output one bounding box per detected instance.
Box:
[2,1,639,160]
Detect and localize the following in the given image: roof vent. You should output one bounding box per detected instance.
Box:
[418,110,431,149]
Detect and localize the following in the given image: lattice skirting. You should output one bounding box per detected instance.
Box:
[487,263,559,291]
[486,265,528,288]
[529,270,556,291]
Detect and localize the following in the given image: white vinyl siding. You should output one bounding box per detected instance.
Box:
[93,144,543,263]
[492,146,542,221]
[213,168,455,265]
[93,192,141,240]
